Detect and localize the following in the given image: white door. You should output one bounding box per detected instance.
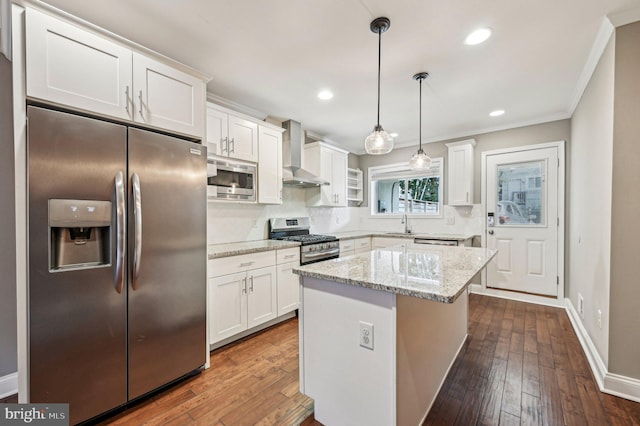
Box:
[25,8,132,120]
[247,266,277,328]
[206,108,229,157]
[276,262,300,316]
[132,52,205,137]
[227,116,258,162]
[209,272,247,344]
[257,126,282,204]
[485,146,560,296]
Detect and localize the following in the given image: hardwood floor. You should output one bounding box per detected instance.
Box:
[425,294,640,425]
[3,294,639,425]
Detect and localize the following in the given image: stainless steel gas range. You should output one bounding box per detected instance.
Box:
[269,217,339,265]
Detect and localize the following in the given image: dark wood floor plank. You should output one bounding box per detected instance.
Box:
[538,365,565,426]
[520,392,542,426]
[499,410,521,426]
[477,358,508,426]
[453,373,487,426]
[522,351,540,397]
[501,344,524,417]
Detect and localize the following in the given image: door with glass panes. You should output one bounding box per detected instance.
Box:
[485,146,560,296]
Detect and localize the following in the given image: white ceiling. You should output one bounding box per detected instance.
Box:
[39,0,640,154]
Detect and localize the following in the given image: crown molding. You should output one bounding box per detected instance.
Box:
[206,93,268,121]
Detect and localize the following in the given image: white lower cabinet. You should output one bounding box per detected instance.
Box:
[209,265,276,344]
[276,247,300,316]
[372,236,411,248]
[353,237,372,254]
[208,247,299,346]
[338,239,355,258]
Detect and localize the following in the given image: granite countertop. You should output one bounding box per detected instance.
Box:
[331,230,476,242]
[208,240,300,259]
[293,243,496,303]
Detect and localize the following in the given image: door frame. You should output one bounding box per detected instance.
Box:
[477,141,566,306]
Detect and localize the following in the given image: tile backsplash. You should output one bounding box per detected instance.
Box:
[207,187,483,245]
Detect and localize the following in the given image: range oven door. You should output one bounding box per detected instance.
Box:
[300,243,340,265]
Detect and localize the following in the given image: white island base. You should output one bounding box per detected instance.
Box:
[299,276,468,426]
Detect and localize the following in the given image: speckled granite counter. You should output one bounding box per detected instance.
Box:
[208,240,300,259]
[294,243,496,303]
[331,230,476,242]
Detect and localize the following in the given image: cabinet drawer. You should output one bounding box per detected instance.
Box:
[353,237,371,252]
[209,250,276,277]
[277,247,300,264]
[339,239,355,252]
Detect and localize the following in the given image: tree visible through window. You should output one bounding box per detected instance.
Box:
[369,159,443,217]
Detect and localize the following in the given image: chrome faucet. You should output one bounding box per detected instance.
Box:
[401,213,411,234]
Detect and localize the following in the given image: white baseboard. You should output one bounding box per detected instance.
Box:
[469,284,563,308]
[565,298,640,403]
[0,372,18,399]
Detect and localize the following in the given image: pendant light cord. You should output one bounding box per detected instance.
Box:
[376,27,382,128]
[418,77,422,151]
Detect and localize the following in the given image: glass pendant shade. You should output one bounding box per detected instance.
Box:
[409,72,432,170]
[365,125,394,155]
[409,148,431,170]
[365,17,394,155]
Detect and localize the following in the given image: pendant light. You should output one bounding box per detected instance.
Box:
[364,17,394,155]
[409,72,432,170]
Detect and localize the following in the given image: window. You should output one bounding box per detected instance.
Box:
[369,158,443,217]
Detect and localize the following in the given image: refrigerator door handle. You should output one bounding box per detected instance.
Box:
[132,173,143,289]
[114,171,126,294]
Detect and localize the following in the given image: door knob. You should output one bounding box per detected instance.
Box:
[488,229,494,235]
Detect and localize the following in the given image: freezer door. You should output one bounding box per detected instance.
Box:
[27,106,128,424]
[127,127,207,399]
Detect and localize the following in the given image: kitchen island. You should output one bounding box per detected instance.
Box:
[293,243,496,426]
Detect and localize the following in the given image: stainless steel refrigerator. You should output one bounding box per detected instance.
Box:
[27,106,207,424]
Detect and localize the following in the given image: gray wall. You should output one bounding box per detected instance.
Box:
[610,21,640,379]
[0,54,17,377]
[357,120,571,207]
[568,35,614,366]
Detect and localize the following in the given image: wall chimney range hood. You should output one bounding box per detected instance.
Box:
[282,120,329,188]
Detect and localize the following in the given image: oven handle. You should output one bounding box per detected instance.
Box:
[303,248,340,258]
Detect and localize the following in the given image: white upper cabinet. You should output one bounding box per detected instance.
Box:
[25,8,132,121]
[446,139,476,206]
[257,125,283,204]
[25,8,206,138]
[132,53,204,137]
[304,141,349,207]
[206,104,258,162]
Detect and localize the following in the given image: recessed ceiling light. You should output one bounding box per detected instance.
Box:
[390,132,399,138]
[317,90,334,100]
[464,28,492,45]
[489,109,505,117]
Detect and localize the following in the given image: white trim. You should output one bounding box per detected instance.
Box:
[568,18,614,115]
[608,7,640,28]
[353,113,571,155]
[0,372,18,399]
[12,3,28,403]
[0,0,11,60]
[565,298,640,403]
[480,141,566,303]
[469,284,564,308]
[206,93,268,121]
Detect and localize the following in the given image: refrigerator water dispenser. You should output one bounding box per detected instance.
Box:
[49,199,112,271]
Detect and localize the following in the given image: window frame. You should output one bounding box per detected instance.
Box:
[368,158,444,218]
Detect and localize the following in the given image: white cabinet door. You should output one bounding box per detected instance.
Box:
[133,52,204,137]
[446,140,476,206]
[372,237,411,249]
[228,115,258,162]
[209,272,248,344]
[258,126,283,204]
[277,262,299,316]
[353,237,372,254]
[332,150,348,207]
[247,266,277,329]
[25,8,132,120]
[206,108,229,156]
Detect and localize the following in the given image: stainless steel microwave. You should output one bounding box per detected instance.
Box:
[207,157,256,201]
